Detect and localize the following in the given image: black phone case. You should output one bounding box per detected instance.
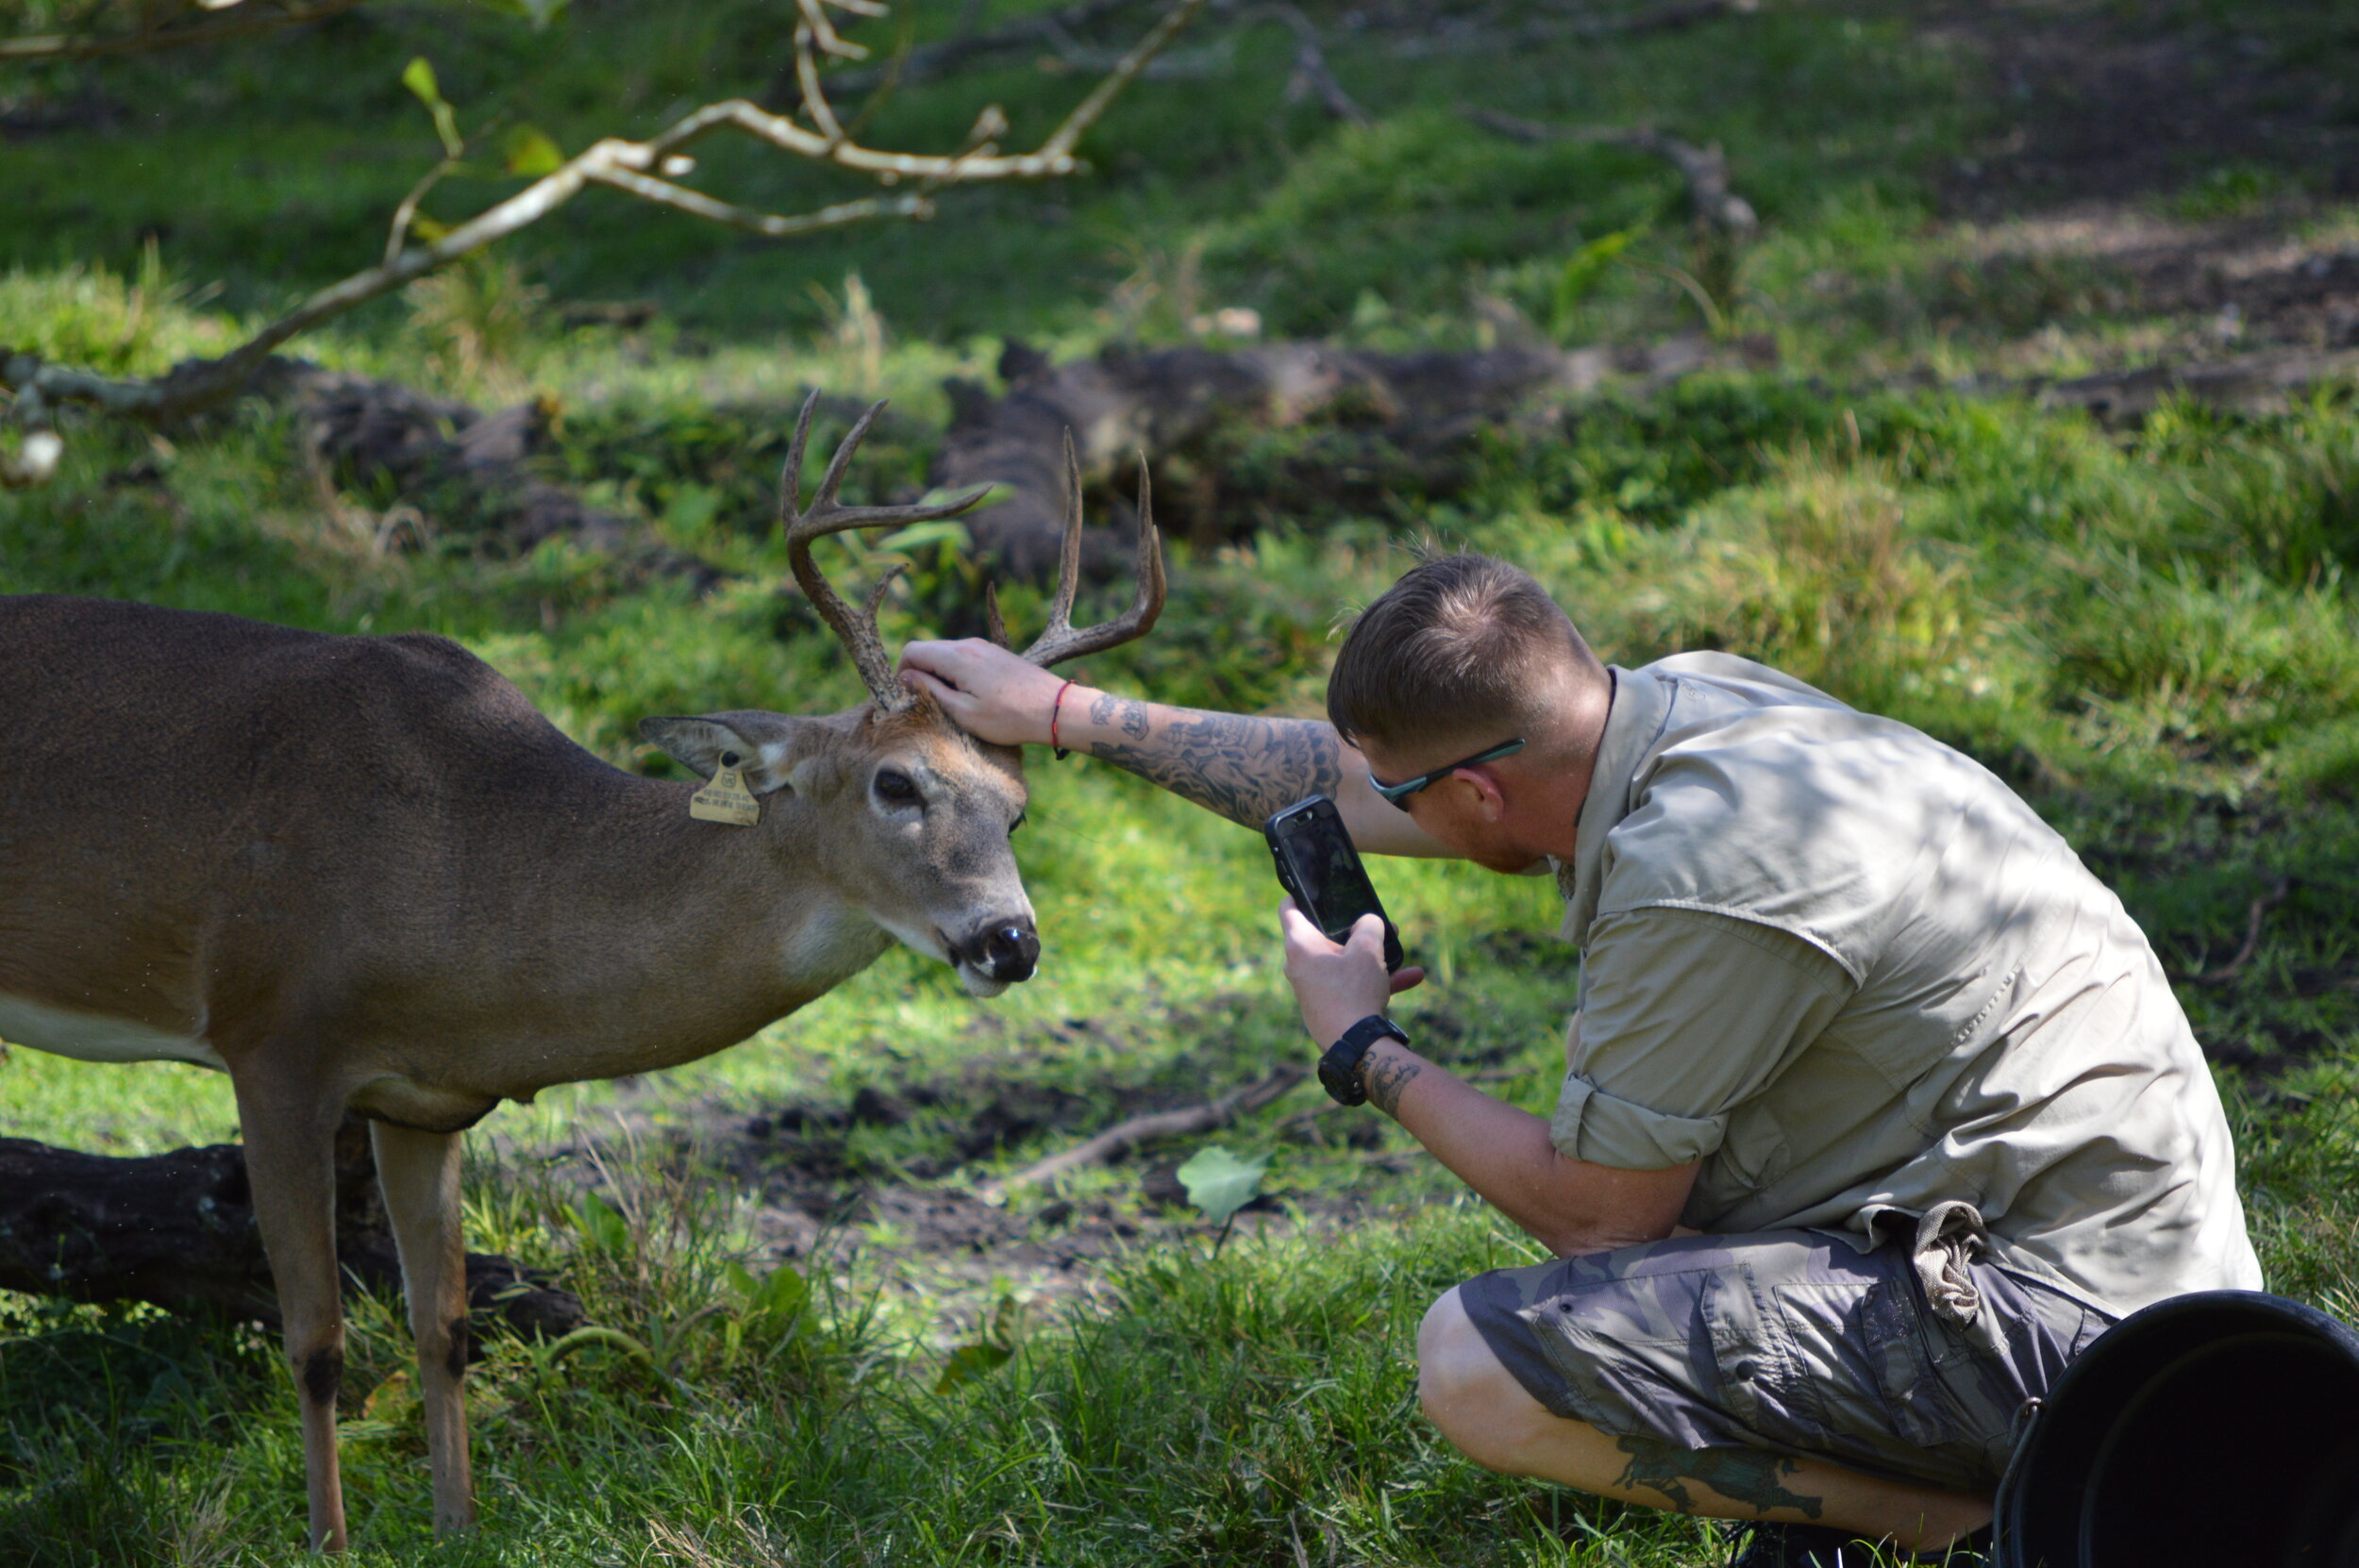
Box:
[1263,796,1405,973]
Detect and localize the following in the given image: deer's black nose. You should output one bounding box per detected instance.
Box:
[969,919,1039,983]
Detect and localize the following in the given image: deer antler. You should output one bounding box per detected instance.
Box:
[782,391,991,711]
[983,431,1165,668]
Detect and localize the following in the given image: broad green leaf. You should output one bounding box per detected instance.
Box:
[401,57,463,158]
[737,1262,810,1324]
[1176,1145,1269,1226]
[877,519,972,554]
[1551,226,1644,329]
[934,1341,1012,1393]
[502,125,565,178]
[571,1190,630,1253]
[360,1371,418,1425]
[400,57,443,109]
[913,482,1007,512]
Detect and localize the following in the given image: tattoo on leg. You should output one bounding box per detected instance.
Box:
[1612,1435,1825,1520]
[1090,691,1151,740]
[1090,710,1342,828]
[1362,1052,1422,1117]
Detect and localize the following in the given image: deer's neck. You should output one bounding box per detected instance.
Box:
[438,768,890,1091]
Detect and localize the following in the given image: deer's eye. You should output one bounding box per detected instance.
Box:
[1011,810,1028,835]
[874,769,921,807]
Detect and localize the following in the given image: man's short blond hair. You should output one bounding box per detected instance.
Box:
[1326,554,1600,754]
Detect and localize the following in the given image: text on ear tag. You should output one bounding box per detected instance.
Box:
[690,765,761,826]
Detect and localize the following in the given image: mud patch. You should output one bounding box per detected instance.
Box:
[1934,0,2359,215]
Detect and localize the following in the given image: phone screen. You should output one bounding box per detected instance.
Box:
[1274,809,1385,945]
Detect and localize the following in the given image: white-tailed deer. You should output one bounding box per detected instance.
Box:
[0,394,1161,1549]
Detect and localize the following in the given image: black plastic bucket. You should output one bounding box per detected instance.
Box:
[1995,1290,2359,1567]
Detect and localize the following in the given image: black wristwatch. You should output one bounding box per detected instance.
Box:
[1318,1014,1410,1107]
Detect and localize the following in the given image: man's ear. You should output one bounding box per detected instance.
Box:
[1452,766,1509,822]
[638,712,817,795]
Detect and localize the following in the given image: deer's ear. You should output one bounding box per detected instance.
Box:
[638,713,813,795]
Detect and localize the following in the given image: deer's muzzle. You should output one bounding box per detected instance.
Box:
[955,917,1040,985]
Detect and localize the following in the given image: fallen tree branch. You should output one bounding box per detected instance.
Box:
[2189,877,2293,988]
[0,0,370,62]
[1465,108,1758,238]
[2039,351,2359,426]
[935,333,1738,573]
[0,1121,585,1343]
[2,0,1208,480]
[1263,2,1370,125]
[992,1064,1305,1193]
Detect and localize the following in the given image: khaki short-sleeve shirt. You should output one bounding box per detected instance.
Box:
[1548,653,2263,1314]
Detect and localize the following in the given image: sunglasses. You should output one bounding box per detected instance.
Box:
[1367,738,1525,810]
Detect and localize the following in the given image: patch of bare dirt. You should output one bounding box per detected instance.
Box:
[518,999,1496,1327]
[1931,0,2358,214]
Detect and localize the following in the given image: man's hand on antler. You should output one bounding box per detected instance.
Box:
[901,639,1070,748]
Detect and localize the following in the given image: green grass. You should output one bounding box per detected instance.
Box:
[8,0,2359,1562]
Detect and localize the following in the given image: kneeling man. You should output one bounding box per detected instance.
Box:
[904,553,2261,1564]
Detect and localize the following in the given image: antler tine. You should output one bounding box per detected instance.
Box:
[811,398,885,514]
[1046,430,1085,634]
[982,580,1011,648]
[1018,448,1165,669]
[779,392,993,711]
[778,388,820,525]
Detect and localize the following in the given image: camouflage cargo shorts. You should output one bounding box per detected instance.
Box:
[1458,1224,2116,1493]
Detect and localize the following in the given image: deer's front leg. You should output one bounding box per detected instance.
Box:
[370,1121,476,1534]
[233,1069,350,1552]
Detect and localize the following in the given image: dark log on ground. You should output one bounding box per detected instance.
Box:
[935,333,1743,574]
[0,1117,585,1348]
[291,370,724,585]
[2037,348,2359,426]
[1,347,719,577]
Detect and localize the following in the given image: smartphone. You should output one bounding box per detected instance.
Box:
[1264,795,1405,973]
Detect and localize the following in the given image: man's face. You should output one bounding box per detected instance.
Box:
[1360,736,1543,874]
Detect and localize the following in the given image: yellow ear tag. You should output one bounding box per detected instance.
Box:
[690,763,761,826]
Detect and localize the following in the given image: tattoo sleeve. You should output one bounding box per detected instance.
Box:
[1089,691,1152,740]
[1088,707,1344,829]
[1612,1435,1825,1519]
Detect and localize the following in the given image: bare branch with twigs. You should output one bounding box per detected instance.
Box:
[1464,108,1758,238]
[986,1065,1305,1196]
[2188,877,2293,987]
[0,0,1210,485]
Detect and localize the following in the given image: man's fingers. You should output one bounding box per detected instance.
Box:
[900,666,959,703]
[1387,966,1427,994]
[1279,901,1328,948]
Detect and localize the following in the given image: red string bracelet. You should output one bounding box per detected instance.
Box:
[1049,678,1076,759]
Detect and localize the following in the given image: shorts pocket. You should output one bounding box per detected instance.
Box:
[1753,1275,1981,1481]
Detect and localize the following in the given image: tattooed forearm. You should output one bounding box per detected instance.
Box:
[1090,691,1151,740]
[1089,708,1344,829]
[1612,1436,1825,1519]
[1362,1051,1423,1118]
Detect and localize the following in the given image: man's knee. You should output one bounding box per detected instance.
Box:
[1416,1287,1551,1473]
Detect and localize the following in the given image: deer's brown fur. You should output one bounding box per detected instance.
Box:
[0,395,1160,1549]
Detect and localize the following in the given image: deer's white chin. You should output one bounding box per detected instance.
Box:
[956,964,1011,999]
